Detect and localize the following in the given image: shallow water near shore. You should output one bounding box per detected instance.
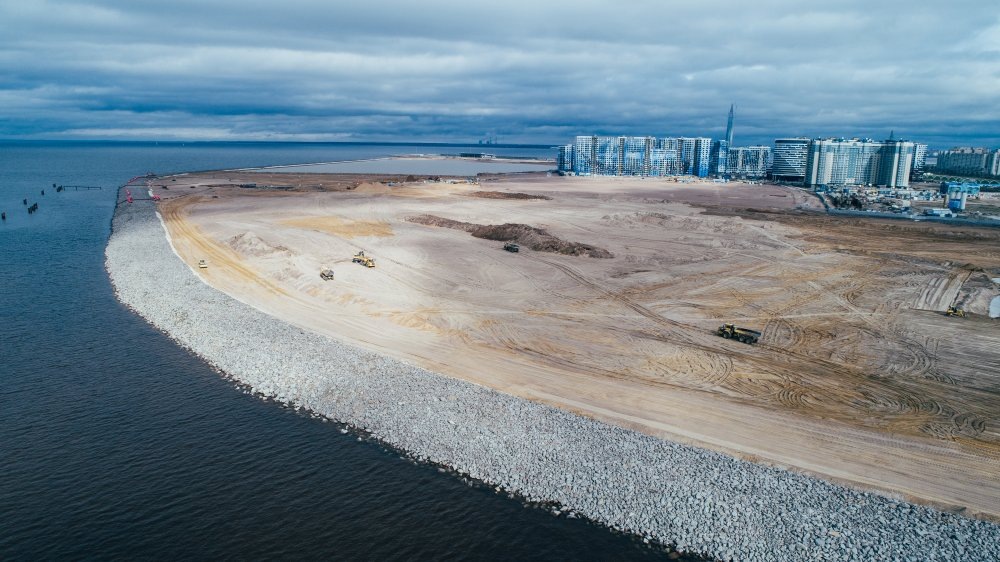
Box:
[0,141,699,559]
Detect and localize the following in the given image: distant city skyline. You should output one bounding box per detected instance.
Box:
[0,1,997,147]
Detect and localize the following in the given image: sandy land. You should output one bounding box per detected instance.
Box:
[153,172,1000,519]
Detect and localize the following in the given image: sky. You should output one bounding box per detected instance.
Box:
[1,1,998,148]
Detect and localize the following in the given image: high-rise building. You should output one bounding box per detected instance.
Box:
[693,137,712,177]
[771,138,810,181]
[878,140,916,188]
[936,147,1000,178]
[572,136,595,175]
[675,137,712,176]
[650,137,683,176]
[728,146,771,178]
[568,135,692,177]
[570,135,679,176]
[597,136,625,175]
[725,104,735,146]
[709,140,729,176]
[804,138,915,187]
[557,144,574,172]
[912,143,928,179]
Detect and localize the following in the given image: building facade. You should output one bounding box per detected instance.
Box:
[568,135,696,177]
[935,147,1000,178]
[771,138,810,181]
[709,140,729,176]
[727,146,771,178]
[725,104,735,146]
[804,138,915,188]
[912,143,928,179]
[557,144,574,172]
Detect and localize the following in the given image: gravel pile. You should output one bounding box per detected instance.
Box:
[106,195,1000,561]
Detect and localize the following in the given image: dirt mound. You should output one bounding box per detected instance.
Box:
[281,216,394,238]
[227,232,292,257]
[408,215,612,258]
[466,191,551,200]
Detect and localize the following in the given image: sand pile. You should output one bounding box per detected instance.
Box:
[227,231,292,257]
[409,214,612,258]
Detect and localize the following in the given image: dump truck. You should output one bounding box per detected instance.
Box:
[320,268,335,281]
[352,251,375,268]
[946,306,966,318]
[503,242,520,253]
[716,323,761,344]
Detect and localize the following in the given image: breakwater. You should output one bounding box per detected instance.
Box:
[105,192,1000,561]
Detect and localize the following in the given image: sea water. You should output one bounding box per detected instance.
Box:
[0,141,696,559]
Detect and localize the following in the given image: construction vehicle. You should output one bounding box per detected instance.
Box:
[320,268,335,281]
[946,306,966,318]
[503,242,520,253]
[198,259,208,269]
[352,250,375,268]
[716,323,761,344]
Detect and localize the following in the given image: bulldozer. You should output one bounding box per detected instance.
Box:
[352,250,375,268]
[716,323,761,345]
[946,306,966,318]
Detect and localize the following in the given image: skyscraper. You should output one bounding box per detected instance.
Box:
[725,104,735,146]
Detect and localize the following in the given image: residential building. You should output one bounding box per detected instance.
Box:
[935,147,1000,178]
[677,137,712,177]
[557,144,574,172]
[728,146,771,178]
[573,135,595,175]
[568,135,689,177]
[709,140,729,176]
[912,143,927,179]
[693,137,712,177]
[804,138,915,188]
[771,138,810,181]
[725,104,735,146]
[877,140,916,187]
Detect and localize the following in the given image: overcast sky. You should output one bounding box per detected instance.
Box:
[1,1,998,147]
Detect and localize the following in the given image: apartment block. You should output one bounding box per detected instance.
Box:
[805,138,915,188]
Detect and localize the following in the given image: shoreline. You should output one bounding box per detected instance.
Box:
[105,185,1000,561]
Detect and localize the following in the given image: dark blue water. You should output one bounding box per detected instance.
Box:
[0,141,699,560]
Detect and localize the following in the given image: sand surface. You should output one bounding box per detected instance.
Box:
[153,173,1000,519]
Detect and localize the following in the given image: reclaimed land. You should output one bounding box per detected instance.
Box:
[106,171,1000,561]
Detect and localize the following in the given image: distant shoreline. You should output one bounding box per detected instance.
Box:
[229,154,554,175]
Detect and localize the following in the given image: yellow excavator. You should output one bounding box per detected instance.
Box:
[946,306,966,318]
[352,250,375,268]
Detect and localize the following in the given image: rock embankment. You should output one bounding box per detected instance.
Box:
[106,194,1000,562]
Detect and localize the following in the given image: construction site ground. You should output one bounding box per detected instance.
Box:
[154,172,1000,520]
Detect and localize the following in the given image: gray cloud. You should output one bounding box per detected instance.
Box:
[0,0,997,147]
